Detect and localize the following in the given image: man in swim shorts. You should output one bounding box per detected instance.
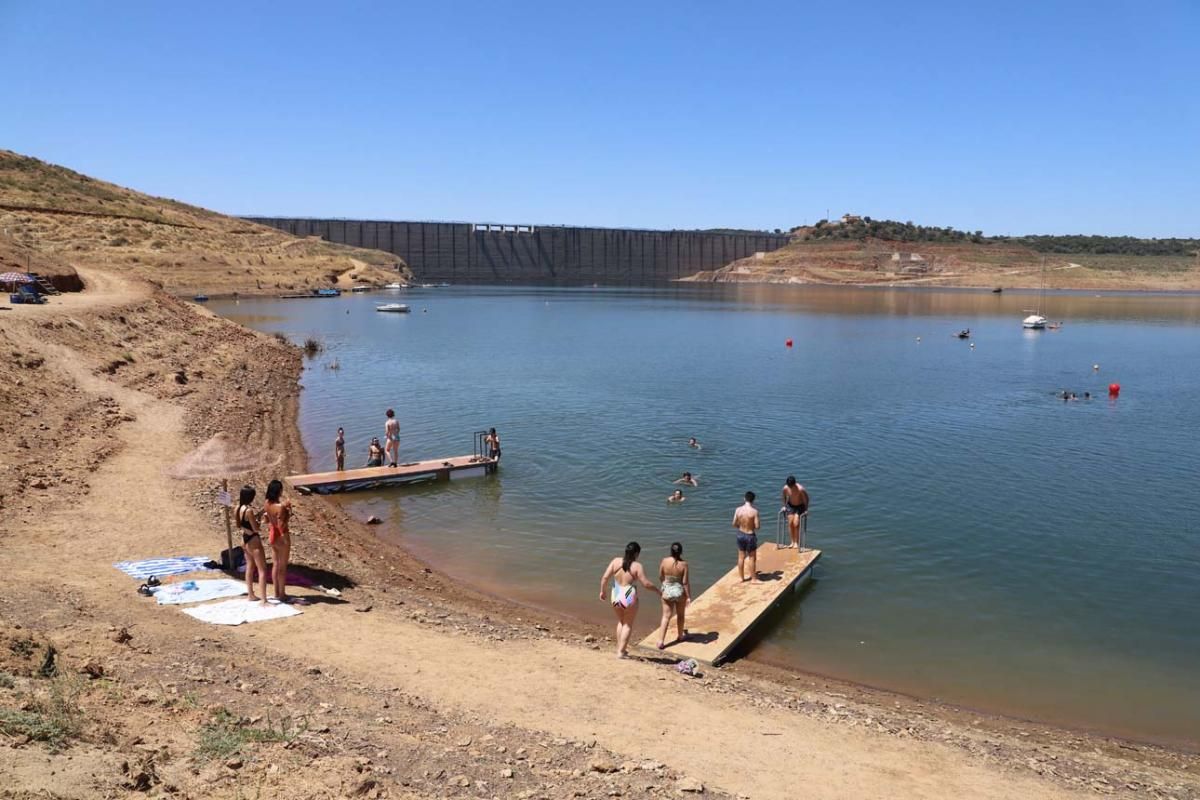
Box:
[781,475,810,548]
[732,491,761,583]
[335,427,345,471]
[384,409,400,467]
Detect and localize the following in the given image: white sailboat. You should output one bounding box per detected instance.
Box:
[1022,258,1048,329]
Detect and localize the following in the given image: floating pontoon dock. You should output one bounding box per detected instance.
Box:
[287,454,497,494]
[287,431,499,494]
[639,538,821,666]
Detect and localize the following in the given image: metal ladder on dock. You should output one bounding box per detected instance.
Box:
[473,429,499,473]
[776,508,809,550]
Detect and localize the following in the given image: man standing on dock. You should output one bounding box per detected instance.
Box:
[384,409,400,468]
[780,476,809,549]
[732,491,761,583]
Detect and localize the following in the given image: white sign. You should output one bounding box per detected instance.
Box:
[216,490,232,508]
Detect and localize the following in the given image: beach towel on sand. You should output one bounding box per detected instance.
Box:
[115,556,216,581]
[153,579,247,605]
[182,598,302,626]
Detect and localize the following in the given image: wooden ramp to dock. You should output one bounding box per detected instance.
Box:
[639,544,821,666]
[287,454,497,494]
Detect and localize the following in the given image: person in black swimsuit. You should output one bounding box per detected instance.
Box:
[235,485,269,605]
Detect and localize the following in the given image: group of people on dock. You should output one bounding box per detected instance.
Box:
[332,411,502,471]
[233,480,294,605]
[602,473,810,659]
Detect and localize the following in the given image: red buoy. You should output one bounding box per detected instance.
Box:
[1108,382,1121,397]
[785,339,793,348]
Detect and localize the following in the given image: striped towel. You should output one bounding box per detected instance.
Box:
[114,556,216,581]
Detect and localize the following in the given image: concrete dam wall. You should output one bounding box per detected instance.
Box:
[245,218,790,283]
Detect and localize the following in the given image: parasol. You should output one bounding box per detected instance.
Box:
[1,272,33,292]
[166,434,282,568]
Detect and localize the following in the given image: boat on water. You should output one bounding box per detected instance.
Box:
[315,288,341,297]
[193,294,209,303]
[992,287,1003,294]
[384,282,407,289]
[1022,258,1049,330]
[956,329,971,339]
[375,303,411,313]
[351,285,373,293]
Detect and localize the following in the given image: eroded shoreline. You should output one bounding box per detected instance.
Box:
[1,270,1198,800]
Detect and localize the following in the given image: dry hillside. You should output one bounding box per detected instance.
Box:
[0,150,411,295]
[683,236,1200,291]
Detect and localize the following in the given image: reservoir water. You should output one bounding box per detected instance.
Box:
[214,285,1200,747]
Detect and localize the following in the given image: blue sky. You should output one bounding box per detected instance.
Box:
[3,1,1197,236]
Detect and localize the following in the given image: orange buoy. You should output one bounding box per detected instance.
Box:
[1108,383,1120,397]
[785,339,793,348]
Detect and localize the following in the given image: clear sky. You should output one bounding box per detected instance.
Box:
[3,1,1197,236]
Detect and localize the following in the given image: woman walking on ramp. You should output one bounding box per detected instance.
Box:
[599,542,660,659]
[655,542,691,649]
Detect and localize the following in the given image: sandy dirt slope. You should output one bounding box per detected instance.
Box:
[0,150,411,296]
[1,268,1198,799]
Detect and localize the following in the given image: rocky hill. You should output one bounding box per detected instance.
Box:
[0,150,411,294]
[684,233,1200,291]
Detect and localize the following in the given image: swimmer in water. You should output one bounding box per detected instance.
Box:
[688,437,702,450]
[668,489,686,504]
[674,471,698,487]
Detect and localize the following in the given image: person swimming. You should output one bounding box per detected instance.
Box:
[668,489,685,503]
[366,437,384,467]
[674,471,698,487]
[687,437,702,449]
[599,542,660,659]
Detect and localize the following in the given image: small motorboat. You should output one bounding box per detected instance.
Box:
[315,288,341,297]
[1047,321,1063,330]
[351,285,373,293]
[384,282,406,289]
[376,303,411,313]
[193,294,209,303]
[956,329,971,339]
[991,287,1003,294]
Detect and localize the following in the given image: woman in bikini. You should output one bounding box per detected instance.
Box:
[655,542,691,649]
[263,479,293,603]
[599,542,660,659]
[235,485,269,606]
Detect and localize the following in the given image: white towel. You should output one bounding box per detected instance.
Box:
[181,598,302,626]
[154,579,247,605]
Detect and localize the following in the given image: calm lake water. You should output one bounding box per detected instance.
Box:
[214,284,1200,747]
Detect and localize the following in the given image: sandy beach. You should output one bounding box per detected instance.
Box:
[0,267,1196,800]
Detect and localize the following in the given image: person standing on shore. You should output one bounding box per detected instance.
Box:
[384,409,400,467]
[263,479,293,603]
[599,542,660,659]
[334,428,345,471]
[732,491,761,583]
[780,476,809,549]
[655,542,690,649]
[235,485,269,606]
